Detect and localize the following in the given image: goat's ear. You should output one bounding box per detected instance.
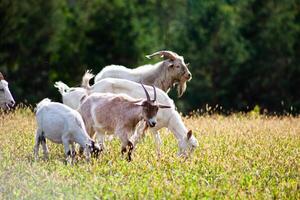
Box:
[187,130,192,140]
[158,104,171,109]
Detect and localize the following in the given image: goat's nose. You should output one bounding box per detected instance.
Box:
[11,100,15,106]
[149,121,156,127]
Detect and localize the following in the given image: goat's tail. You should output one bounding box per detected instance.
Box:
[35,98,51,113]
[81,70,94,90]
[54,81,70,95]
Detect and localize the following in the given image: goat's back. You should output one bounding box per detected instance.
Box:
[36,100,84,136]
[95,65,136,82]
[92,78,175,109]
[79,92,142,134]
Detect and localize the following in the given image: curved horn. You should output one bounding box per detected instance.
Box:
[152,85,157,102]
[141,83,150,101]
[0,72,4,80]
[145,50,178,61]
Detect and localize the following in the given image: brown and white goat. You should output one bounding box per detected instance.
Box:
[78,84,170,161]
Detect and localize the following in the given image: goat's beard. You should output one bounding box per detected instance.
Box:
[177,79,187,97]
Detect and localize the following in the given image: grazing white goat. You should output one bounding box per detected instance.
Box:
[94,50,192,97]
[54,72,199,157]
[34,98,100,163]
[0,72,15,110]
[78,84,170,161]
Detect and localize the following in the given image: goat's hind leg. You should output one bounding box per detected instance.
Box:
[40,132,49,160]
[33,129,42,161]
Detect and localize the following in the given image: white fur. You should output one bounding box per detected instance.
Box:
[34,98,97,163]
[0,80,15,110]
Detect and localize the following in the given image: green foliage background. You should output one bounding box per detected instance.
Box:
[1,0,299,114]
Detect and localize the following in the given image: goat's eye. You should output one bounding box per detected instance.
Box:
[0,88,4,92]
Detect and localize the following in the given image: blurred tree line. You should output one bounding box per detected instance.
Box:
[0,0,299,114]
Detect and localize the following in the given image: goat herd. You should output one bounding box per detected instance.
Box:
[0,50,199,164]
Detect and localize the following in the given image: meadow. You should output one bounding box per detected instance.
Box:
[0,107,299,199]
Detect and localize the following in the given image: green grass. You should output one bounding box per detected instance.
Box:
[0,108,299,199]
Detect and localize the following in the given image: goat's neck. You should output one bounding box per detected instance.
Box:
[122,103,144,128]
[0,94,6,105]
[154,62,176,92]
[73,129,91,148]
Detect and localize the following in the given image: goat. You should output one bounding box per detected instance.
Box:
[94,50,192,97]
[78,84,170,161]
[34,98,100,163]
[0,72,15,110]
[54,72,198,157]
[54,81,86,109]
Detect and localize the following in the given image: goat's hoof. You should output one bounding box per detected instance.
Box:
[127,155,132,162]
[78,147,84,155]
[121,147,127,155]
[43,156,49,161]
[128,141,134,151]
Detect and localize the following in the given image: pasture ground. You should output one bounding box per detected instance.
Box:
[0,107,299,199]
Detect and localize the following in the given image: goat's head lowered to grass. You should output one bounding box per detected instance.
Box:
[146,50,192,97]
[0,72,15,110]
[137,84,171,127]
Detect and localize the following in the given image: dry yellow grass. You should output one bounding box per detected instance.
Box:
[0,107,299,199]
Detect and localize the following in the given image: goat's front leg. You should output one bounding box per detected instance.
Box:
[62,137,72,164]
[70,143,76,161]
[151,130,162,158]
[127,140,134,162]
[95,131,105,152]
[130,121,147,146]
[117,130,134,161]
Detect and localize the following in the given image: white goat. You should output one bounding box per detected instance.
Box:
[34,98,100,163]
[54,72,198,157]
[0,72,15,110]
[94,50,192,97]
[78,84,170,161]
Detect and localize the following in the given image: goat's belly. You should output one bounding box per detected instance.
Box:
[93,123,114,135]
[43,132,63,144]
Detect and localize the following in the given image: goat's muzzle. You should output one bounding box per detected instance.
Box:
[147,119,157,127]
[184,72,192,81]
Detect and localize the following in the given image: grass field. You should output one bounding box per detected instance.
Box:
[0,107,299,199]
